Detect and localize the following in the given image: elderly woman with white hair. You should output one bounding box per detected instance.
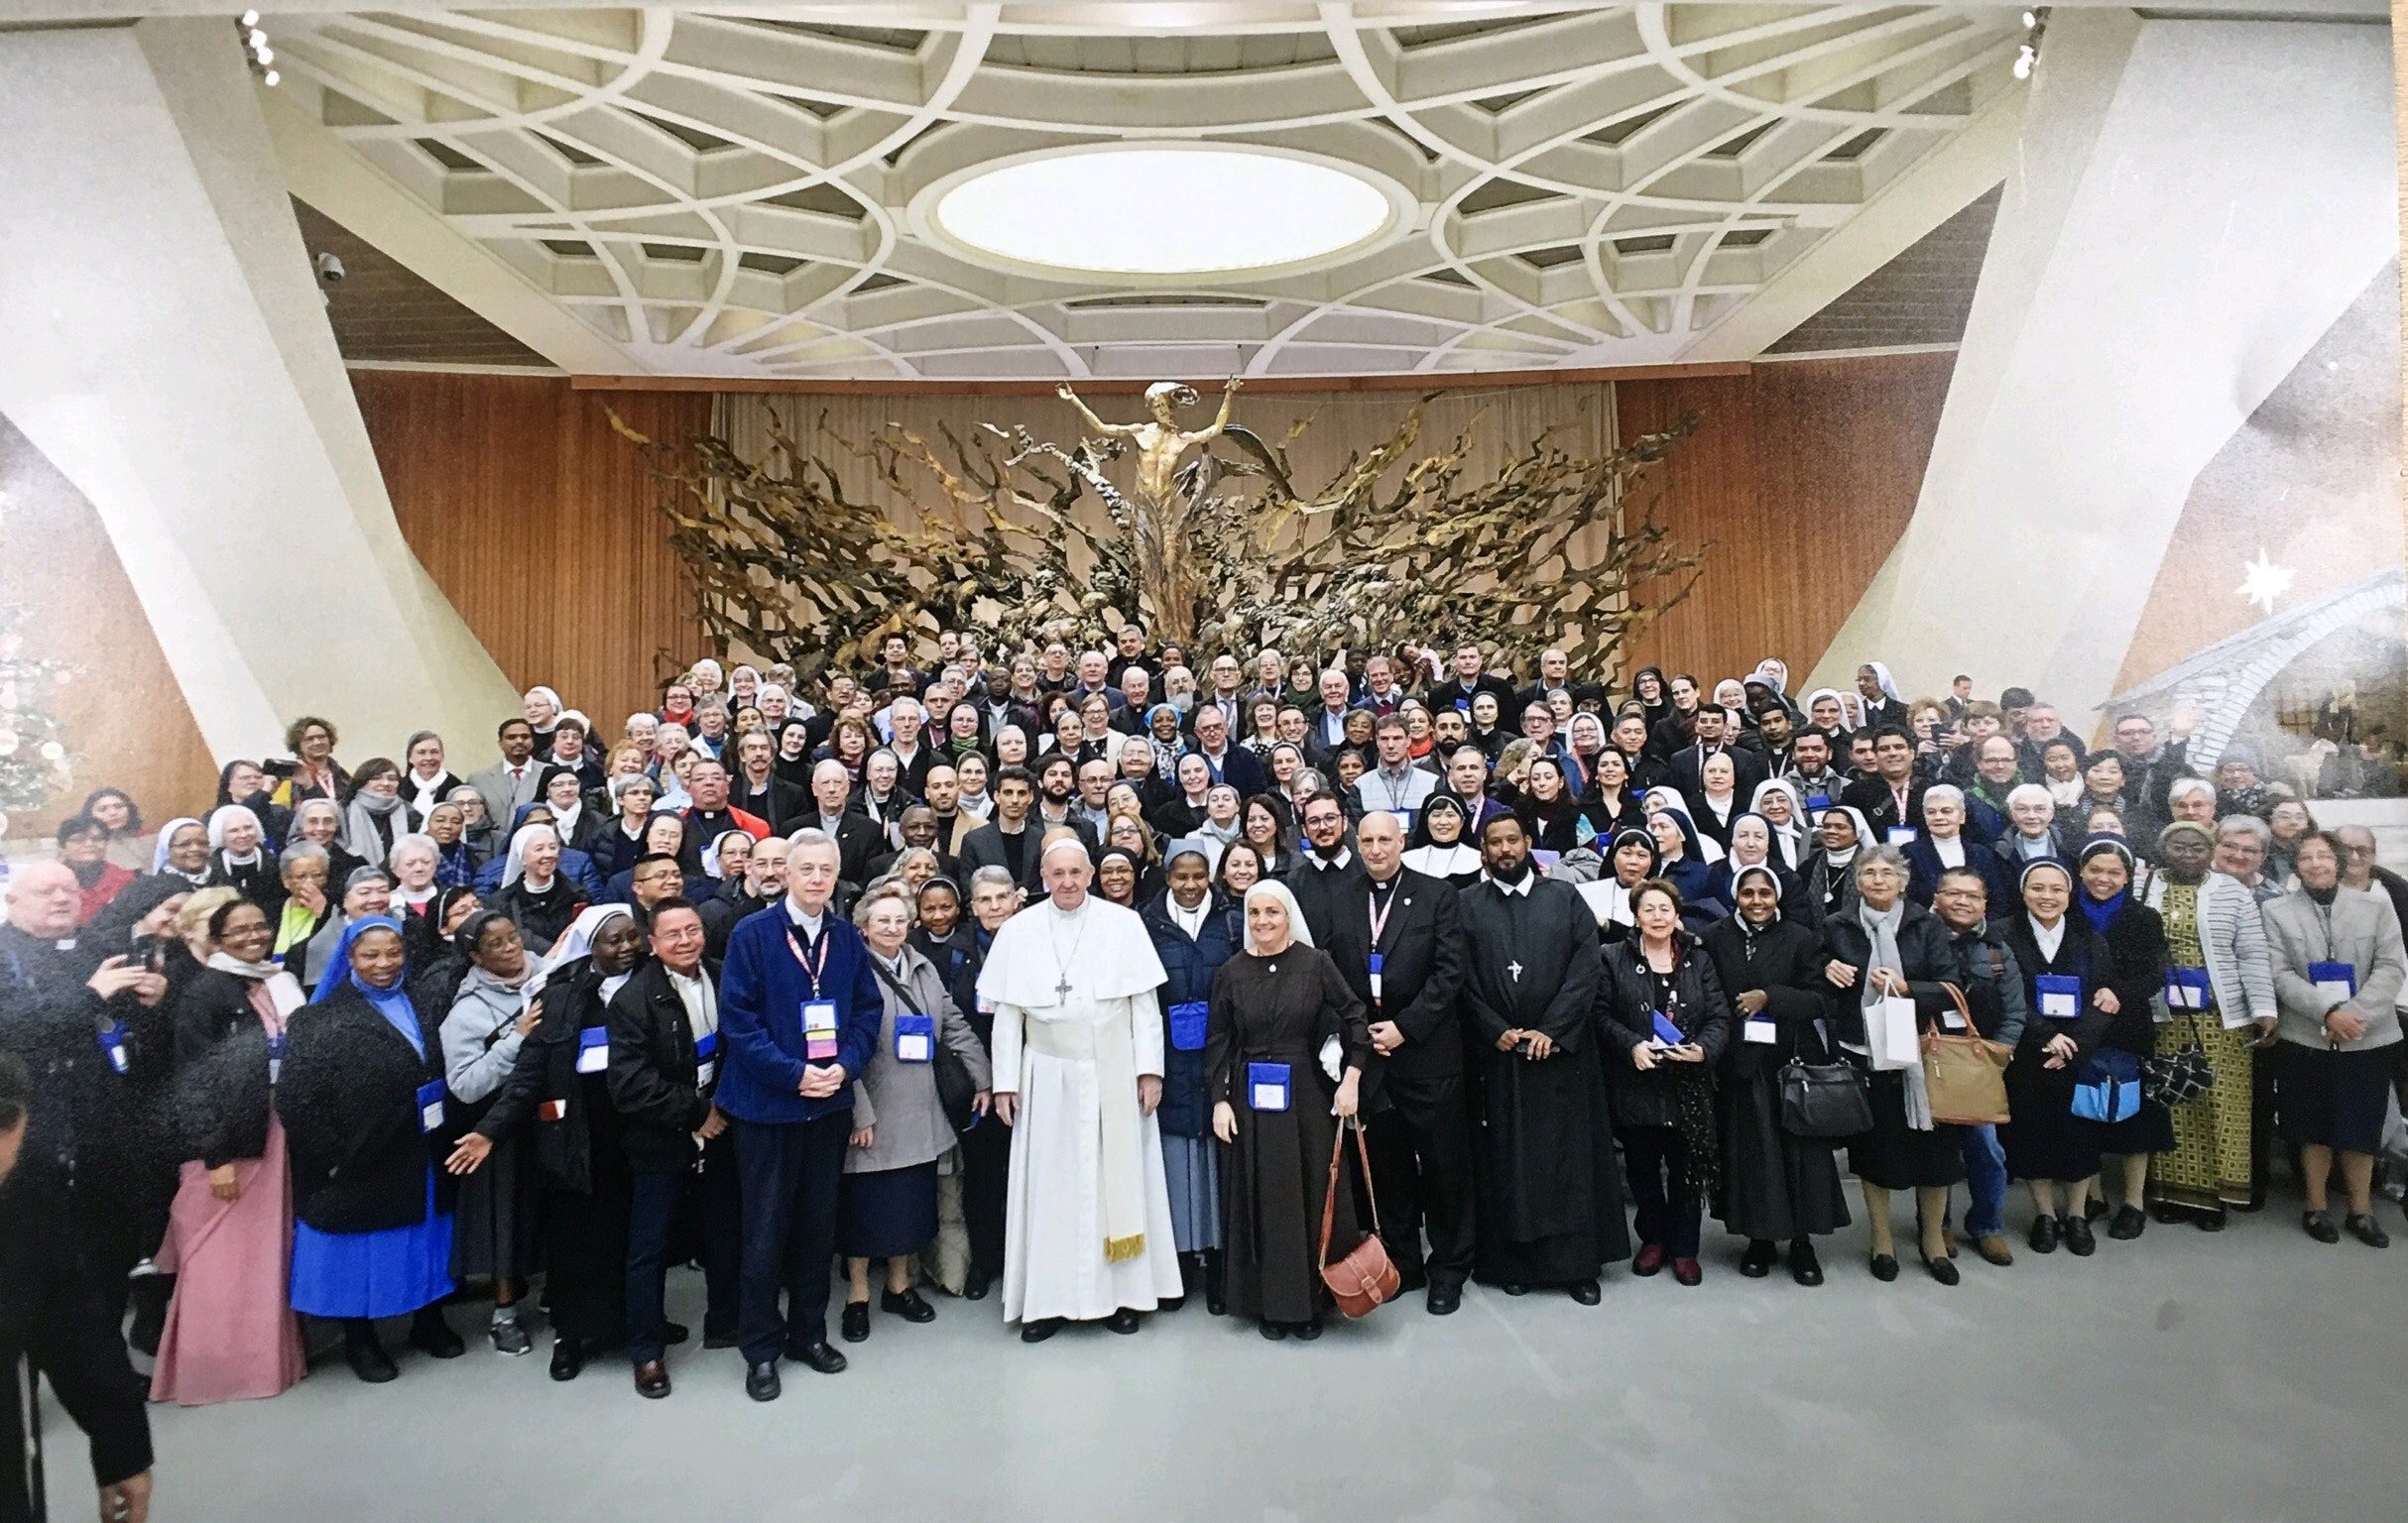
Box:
[1205,879,1372,1340]
[1989,782,2069,876]
[1820,843,1963,1284]
[204,803,280,909]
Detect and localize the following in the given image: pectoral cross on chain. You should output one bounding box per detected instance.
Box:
[1055,975,1073,1000]
[1507,959,1524,983]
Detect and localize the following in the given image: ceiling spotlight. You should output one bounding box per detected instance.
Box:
[241,8,259,24]
[247,27,266,48]
[2021,9,2036,26]
[255,46,274,64]
[263,68,280,86]
[2012,45,2034,79]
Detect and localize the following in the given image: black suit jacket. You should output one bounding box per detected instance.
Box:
[605,956,721,1174]
[1192,745,1266,798]
[1841,775,1930,842]
[800,812,886,887]
[1293,867,1466,1089]
[1424,674,1513,715]
[733,773,809,835]
[1669,742,1768,802]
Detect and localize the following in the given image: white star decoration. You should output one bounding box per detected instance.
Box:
[2236,549,2296,615]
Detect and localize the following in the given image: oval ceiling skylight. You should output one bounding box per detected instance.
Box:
[932,147,1395,278]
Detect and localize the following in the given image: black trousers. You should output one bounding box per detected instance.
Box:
[1622,1125,1702,1259]
[960,1113,1011,1278]
[1362,1073,1476,1291]
[624,1134,737,1364]
[733,1113,849,1365]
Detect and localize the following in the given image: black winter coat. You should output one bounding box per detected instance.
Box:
[606,957,721,1173]
[276,980,456,1234]
[1699,915,1831,1082]
[170,969,281,1168]
[480,954,626,1194]
[1597,935,1733,1128]
[1818,901,1958,1049]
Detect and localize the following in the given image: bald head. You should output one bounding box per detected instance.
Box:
[7,861,80,939]
[1358,811,1404,879]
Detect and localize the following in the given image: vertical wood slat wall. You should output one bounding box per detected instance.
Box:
[352,371,711,738]
[1615,350,1958,690]
[351,357,1953,749]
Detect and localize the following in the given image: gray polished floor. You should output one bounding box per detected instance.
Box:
[131,1200,2404,1523]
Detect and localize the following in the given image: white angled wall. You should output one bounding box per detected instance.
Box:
[0,19,515,763]
[1812,12,2399,725]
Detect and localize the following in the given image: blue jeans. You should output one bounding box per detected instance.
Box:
[1958,1124,2008,1237]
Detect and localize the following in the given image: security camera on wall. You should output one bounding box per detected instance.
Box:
[314,252,345,286]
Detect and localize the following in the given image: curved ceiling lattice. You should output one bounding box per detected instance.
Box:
[278,3,2020,378]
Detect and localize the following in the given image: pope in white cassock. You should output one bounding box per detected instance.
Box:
[980,835,1183,1339]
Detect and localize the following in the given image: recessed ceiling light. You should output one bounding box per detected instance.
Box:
[932,147,1394,278]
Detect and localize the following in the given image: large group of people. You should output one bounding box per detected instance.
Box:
[4,628,2403,1486]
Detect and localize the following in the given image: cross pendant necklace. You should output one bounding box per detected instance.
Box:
[1048,910,1091,1002]
[1507,959,1524,983]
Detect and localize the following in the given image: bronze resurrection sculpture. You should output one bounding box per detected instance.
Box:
[613,379,1703,685]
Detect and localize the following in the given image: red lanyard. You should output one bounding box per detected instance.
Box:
[784,925,830,997]
[1368,881,1399,947]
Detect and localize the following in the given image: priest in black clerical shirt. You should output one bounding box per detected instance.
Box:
[1455,815,1629,1301]
[1292,810,1471,1313]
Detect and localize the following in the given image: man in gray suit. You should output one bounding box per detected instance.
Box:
[470,717,544,833]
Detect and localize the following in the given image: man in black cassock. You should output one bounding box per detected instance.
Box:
[1456,815,1628,1301]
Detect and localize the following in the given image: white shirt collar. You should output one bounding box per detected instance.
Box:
[1492,872,1533,896]
[1312,848,1354,871]
[785,900,826,938]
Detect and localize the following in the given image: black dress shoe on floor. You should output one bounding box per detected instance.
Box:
[840,1302,871,1344]
[2345,1212,2391,1248]
[1787,1241,1824,1287]
[549,1339,584,1382]
[882,1287,936,1323]
[2028,1215,2059,1254]
[1105,1308,1143,1335]
[703,1326,738,1349]
[2062,1215,2097,1257]
[789,1339,848,1374]
[407,1310,465,1359]
[1568,1279,1602,1305]
[2196,1209,2227,1232]
[1868,1253,1899,1283]
[1739,1240,1777,1278]
[1259,1320,1287,1342]
[2108,1205,2147,1240]
[2148,1200,2184,1226]
[1426,1284,1462,1316]
[2302,1209,2342,1243]
[1292,1318,1322,1342]
[1020,1317,1064,1344]
[662,1322,689,1347]
[2084,1196,2107,1222]
[1500,1282,1530,1296]
[962,1267,991,1301]
[1920,1250,1960,1286]
[344,1330,398,1384]
[633,1360,669,1400]
[744,1361,781,1402]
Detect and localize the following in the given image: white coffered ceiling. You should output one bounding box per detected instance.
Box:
[267,3,2028,378]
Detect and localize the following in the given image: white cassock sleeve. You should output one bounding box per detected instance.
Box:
[1129,988,1163,1082]
[992,1000,1025,1097]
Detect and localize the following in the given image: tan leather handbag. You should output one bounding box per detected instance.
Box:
[1922,981,2013,1125]
[1318,1119,1399,1319]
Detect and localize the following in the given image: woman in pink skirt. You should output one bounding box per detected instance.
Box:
[152,897,305,1404]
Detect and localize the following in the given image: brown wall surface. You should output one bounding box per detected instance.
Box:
[0,413,218,835]
[1615,349,1957,690]
[351,371,712,736]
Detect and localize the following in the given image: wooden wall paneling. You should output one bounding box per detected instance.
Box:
[0,412,218,835]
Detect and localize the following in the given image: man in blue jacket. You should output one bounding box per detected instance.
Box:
[716,829,881,1402]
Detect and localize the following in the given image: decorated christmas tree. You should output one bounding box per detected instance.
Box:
[0,557,73,841]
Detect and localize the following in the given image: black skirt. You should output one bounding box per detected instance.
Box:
[1716,1067,1850,1240]
[1847,1070,1966,1191]
[2001,1053,2097,1184]
[2278,1043,2395,1155]
[838,1161,938,1259]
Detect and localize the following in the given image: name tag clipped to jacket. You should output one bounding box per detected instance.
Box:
[1248,1061,1291,1112]
[2309,961,2358,1005]
[894,1012,934,1064]
[94,1021,130,1076]
[1805,791,1832,813]
[415,1080,446,1135]
[2034,974,2081,1019]
[1367,951,1385,1003]
[1744,1012,1777,1045]
[1167,1001,1208,1052]
[802,999,839,1061]
[1886,826,1919,846]
[2165,968,2211,1011]
[575,1025,609,1075]
[693,1030,719,1090]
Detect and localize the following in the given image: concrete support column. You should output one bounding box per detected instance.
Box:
[0,19,514,762]
[1813,12,2398,724]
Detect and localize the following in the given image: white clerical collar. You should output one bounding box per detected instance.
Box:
[785,902,826,938]
[1312,848,1354,871]
[1492,872,1534,896]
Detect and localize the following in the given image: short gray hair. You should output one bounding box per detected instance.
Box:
[968,866,1017,895]
[852,879,912,929]
[786,826,839,861]
[2168,776,2217,805]
[2217,814,2272,848]
[1855,844,1909,882]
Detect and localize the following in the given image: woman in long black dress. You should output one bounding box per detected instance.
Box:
[1997,858,2121,1257]
[1821,845,1963,1284]
[1702,866,1849,1286]
[1206,879,1371,1340]
[2072,837,2173,1240]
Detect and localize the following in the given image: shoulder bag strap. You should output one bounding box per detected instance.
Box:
[1318,1118,1383,1267]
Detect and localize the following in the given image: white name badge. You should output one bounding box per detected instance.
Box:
[1743,1015,1777,1046]
[2165,968,2210,1010]
[803,999,839,1061]
[575,1025,609,1075]
[1938,1004,1968,1032]
[1886,826,1919,846]
[694,1030,719,1091]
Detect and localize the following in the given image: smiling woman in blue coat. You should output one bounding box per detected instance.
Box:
[1141,845,1244,1313]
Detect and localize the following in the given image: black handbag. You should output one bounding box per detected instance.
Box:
[868,958,980,1136]
[1777,1018,1872,1139]
[2140,1010,2215,1108]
